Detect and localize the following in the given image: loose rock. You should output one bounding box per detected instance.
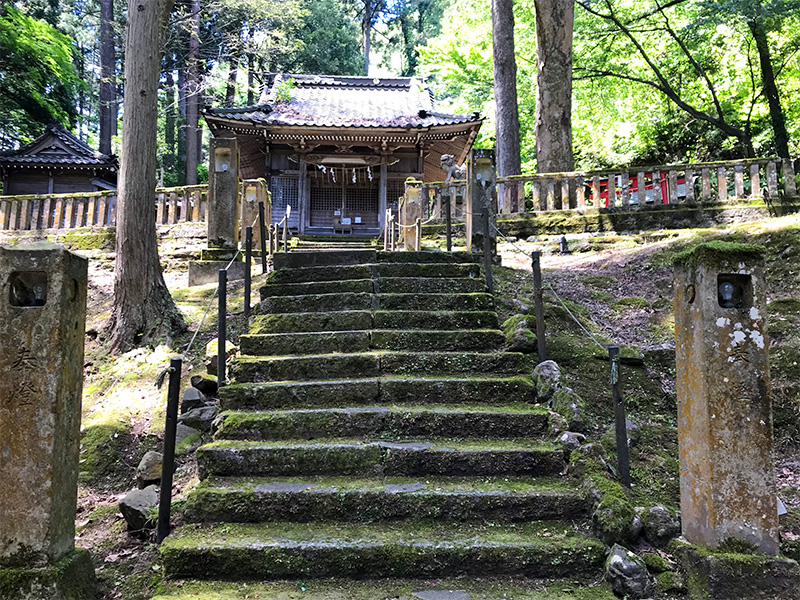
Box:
[533,360,561,401]
[119,485,159,532]
[558,431,586,452]
[179,405,218,432]
[175,423,200,446]
[549,386,585,432]
[135,451,163,488]
[506,327,537,354]
[191,374,218,396]
[205,339,238,376]
[181,387,208,414]
[642,505,681,547]
[605,544,656,599]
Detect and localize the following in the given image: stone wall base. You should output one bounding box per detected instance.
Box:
[0,549,97,600]
[671,540,800,600]
[188,260,247,287]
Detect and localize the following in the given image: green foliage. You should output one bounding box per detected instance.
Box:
[0,6,83,144]
[287,0,363,75]
[274,78,296,103]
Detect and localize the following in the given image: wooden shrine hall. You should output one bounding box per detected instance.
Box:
[203,73,482,235]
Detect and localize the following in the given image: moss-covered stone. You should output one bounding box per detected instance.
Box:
[656,570,686,594]
[240,331,371,356]
[216,405,550,441]
[160,520,606,580]
[249,311,373,334]
[642,552,672,573]
[550,388,586,431]
[769,298,800,316]
[231,353,381,382]
[670,539,800,599]
[374,310,499,330]
[379,350,532,376]
[672,240,766,268]
[58,228,115,250]
[261,291,374,314]
[0,548,97,600]
[377,292,493,312]
[219,379,381,411]
[377,277,485,294]
[183,475,587,525]
[610,297,650,311]
[260,279,374,297]
[370,329,505,352]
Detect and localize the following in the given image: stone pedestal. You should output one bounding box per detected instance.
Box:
[673,242,777,554]
[207,137,240,249]
[466,148,497,255]
[403,179,422,251]
[0,242,96,599]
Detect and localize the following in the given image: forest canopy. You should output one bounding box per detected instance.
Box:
[0,0,797,173]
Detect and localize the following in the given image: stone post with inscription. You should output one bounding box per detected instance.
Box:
[207,137,240,249]
[403,178,422,251]
[0,243,96,599]
[674,242,777,553]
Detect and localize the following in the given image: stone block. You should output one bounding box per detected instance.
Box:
[207,137,240,249]
[188,260,247,287]
[0,243,88,568]
[673,242,777,554]
[0,549,97,600]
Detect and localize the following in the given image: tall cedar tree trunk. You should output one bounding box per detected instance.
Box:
[362,13,371,75]
[247,24,256,104]
[99,0,115,155]
[533,0,574,172]
[185,0,200,185]
[108,0,185,351]
[492,0,521,212]
[164,51,176,175]
[225,51,240,107]
[749,18,790,159]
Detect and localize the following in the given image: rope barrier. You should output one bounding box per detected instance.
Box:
[155,212,262,387]
[488,221,609,350]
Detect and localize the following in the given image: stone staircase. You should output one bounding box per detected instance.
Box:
[158,249,606,596]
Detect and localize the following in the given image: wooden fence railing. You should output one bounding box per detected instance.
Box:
[0,181,267,232]
[495,157,798,214]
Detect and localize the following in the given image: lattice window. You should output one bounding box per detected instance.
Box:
[344,187,378,214]
[310,187,342,211]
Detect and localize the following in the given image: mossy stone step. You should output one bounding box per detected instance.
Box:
[249,311,499,334]
[215,404,550,440]
[273,250,377,269]
[265,262,480,284]
[196,438,564,478]
[152,578,618,600]
[260,292,493,313]
[377,250,480,263]
[259,278,485,298]
[160,521,606,580]
[218,376,535,411]
[231,351,531,382]
[183,475,588,524]
[261,279,374,297]
[239,329,505,356]
[377,277,485,294]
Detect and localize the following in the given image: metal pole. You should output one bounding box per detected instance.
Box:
[390,216,396,251]
[258,201,268,274]
[532,251,547,362]
[383,210,388,251]
[244,226,252,320]
[218,269,227,387]
[445,194,452,252]
[482,205,493,294]
[157,356,182,544]
[609,345,631,487]
[282,219,288,253]
[415,217,422,252]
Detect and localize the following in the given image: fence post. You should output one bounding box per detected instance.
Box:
[244,226,252,320]
[157,356,182,544]
[218,269,227,387]
[416,217,422,252]
[532,251,547,362]
[258,201,268,274]
[609,346,631,487]
[482,206,493,294]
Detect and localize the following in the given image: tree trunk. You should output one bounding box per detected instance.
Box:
[533,0,574,173]
[362,15,371,76]
[185,0,200,185]
[225,52,239,107]
[99,0,115,155]
[108,0,185,352]
[492,0,521,211]
[164,51,176,175]
[749,18,790,159]
[247,24,256,105]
